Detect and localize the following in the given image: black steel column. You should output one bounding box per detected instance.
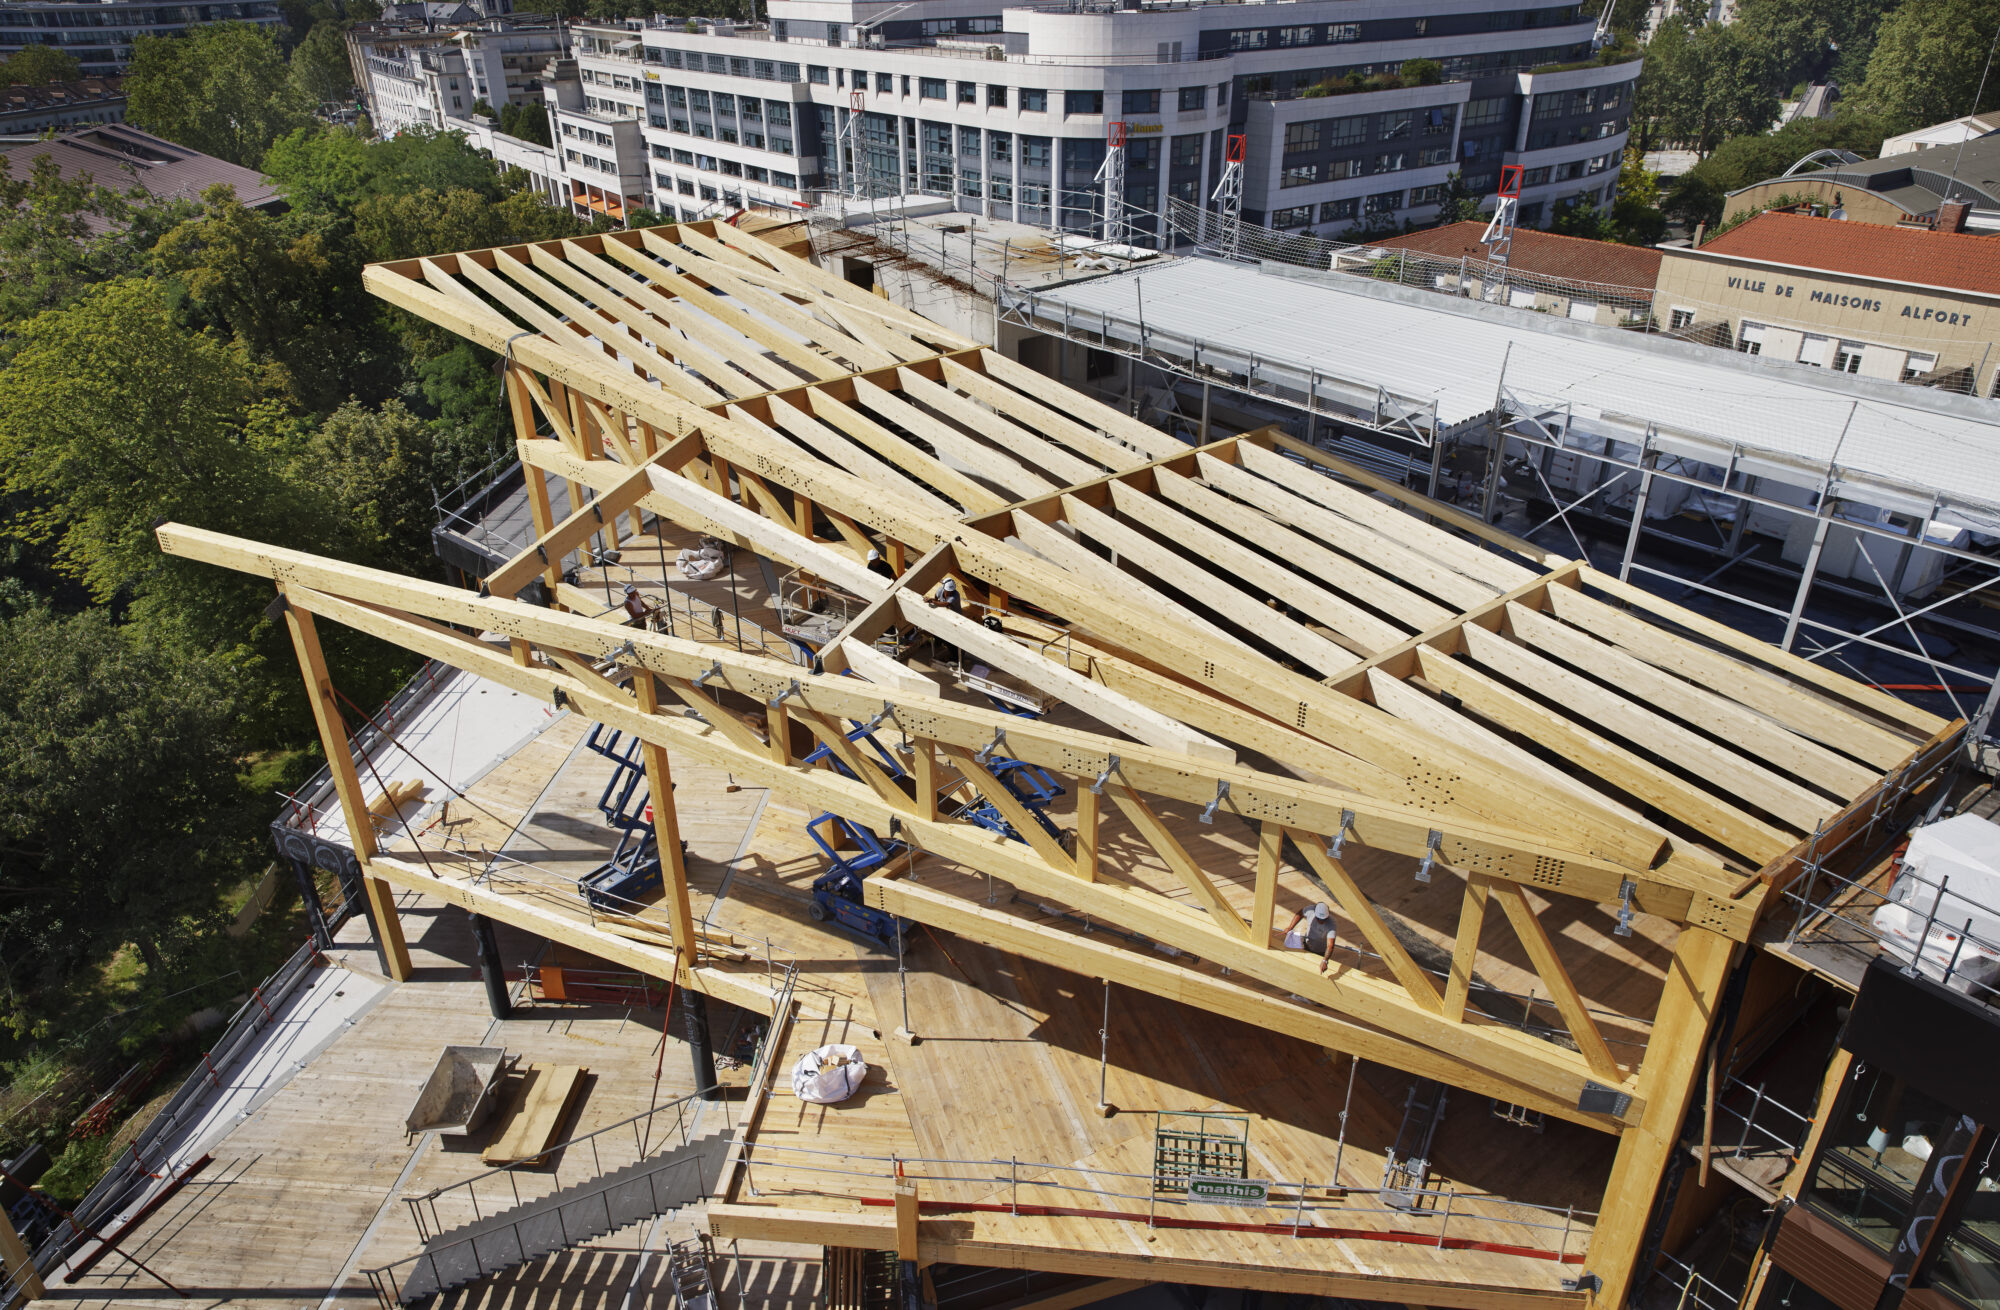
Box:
[680,988,718,1098]
[469,912,511,1020]
[285,857,332,951]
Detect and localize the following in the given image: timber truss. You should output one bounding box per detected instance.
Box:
[159,220,1963,1306]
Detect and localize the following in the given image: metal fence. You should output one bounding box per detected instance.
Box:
[30,926,339,1277]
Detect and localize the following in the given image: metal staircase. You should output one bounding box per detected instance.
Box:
[365,1125,733,1306]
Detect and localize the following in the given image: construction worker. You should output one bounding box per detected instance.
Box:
[621,583,656,627]
[866,547,895,580]
[1282,903,1338,973]
[935,577,961,614]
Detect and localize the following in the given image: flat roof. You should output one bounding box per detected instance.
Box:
[1017,254,2000,527]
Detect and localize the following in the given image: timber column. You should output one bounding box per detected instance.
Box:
[1584,926,1738,1307]
[279,590,413,982]
[681,988,718,1098]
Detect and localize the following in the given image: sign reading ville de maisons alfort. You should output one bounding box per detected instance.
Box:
[1723,274,1979,328]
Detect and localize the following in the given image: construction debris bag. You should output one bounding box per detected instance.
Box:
[791,1043,868,1104]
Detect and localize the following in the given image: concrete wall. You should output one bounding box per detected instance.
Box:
[1721,178,1918,227]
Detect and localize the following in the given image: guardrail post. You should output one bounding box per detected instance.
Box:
[1735,1082,1766,1158]
[1436,1190,1451,1247]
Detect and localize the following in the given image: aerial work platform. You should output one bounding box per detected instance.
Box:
[149,218,1961,1309]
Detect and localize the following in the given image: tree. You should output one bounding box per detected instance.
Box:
[1551,195,1617,239]
[152,185,387,411]
[1399,58,1443,88]
[1636,16,1781,154]
[1857,0,2000,133]
[290,20,356,108]
[498,101,553,147]
[0,45,82,85]
[0,608,248,1033]
[1430,170,1483,226]
[1609,148,1668,244]
[0,151,194,326]
[1680,110,1894,196]
[295,400,439,571]
[350,182,590,262]
[125,23,312,168]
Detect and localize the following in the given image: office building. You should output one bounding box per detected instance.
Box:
[348,15,568,138]
[0,74,123,133]
[0,0,283,77]
[557,0,1639,241]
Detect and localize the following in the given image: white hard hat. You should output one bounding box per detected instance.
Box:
[867,548,881,561]
[623,583,637,595]
[1308,902,1331,920]
[940,577,958,592]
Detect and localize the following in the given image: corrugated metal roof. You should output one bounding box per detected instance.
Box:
[1020,255,2000,526]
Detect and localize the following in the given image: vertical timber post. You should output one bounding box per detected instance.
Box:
[469,911,511,1020]
[1582,928,1738,1308]
[0,1202,43,1300]
[632,673,700,975]
[279,593,412,983]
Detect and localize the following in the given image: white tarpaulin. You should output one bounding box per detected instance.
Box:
[791,1043,868,1104]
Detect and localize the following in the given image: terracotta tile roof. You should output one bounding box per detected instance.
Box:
[1696,210,2000,296]
[1368,220,1663,291]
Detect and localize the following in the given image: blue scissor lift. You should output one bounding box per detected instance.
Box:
[576,723,687,912]
[800,720,1065,950]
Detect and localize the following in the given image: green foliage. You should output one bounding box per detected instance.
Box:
[1635,15,1781,154]
[497,100,554,147]
[1431,170,1483,226]
[126,24,313,168]
[290,20,357,107]
[0,44,83,85]
[1680,110,1893,196]
[352,182,592,261]
[1551,195,1618,239]
[1399,58,1443,88]
[297,400,440,567]
[1856,0,2000,132]
[0,151,196,326]
[0,607,246,1035]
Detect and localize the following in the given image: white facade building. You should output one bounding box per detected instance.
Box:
[352,19,569,138]
[557,0,1637,243]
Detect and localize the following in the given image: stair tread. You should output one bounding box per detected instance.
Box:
[389,1129,733,1304]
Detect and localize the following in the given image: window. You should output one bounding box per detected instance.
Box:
[646,83,665,106]
[771,136,793,154]
[561,122,576,137]
[1328,22,1360,41]
[1129,183,1156,208]
[1171,178,1197,201]
[745,132,764,148]
[1736,321,1765,354]
[741,98,761,120]
[1372,152,1405,173]
[779,63,801,82]
[991,177,1013,202]
[873,71,891,93]
[1244,74,1272,96]
[1283,121,1320,154]
[768,102,791,127]
[1364,189,1402,214]
[773,171,798,188]
[1228,28,1268,50]
[721,127,738,143]
[1669,308,1695,330]
[696,154,718,170]
[960,126,981,152]
[1421,106,1452,135]
[668,87,686,109]
[1021,87,1047,112]
[721,159,742,176]
[1277,24,1317,46]
[1326,158,1361,179]
[989,84,1007,107]
[1178,85,1205,112]
[694,121,714,139]
[715,92,735,113]
[1216,82,1228,105]
[1521,165,1550,186]
[1464,96,1508,126]
[1416,146,1450,167]
[958,81,977,103]
[1328,114,1367,147]
[1021,184,1049,205]
[689,89,710,111]
[673,148,693,164]
[1171,133,1201,168]
[1833,340,1863,372]
[826,22,842,44]
[650,143,672,160]
[1904,351,1938,380]
[678,178,696,195]
[746,164,768,182]
[1271,204,1312,228]
[699,184,717,200]
[1377,111,1411,140]
[809,65,829,84]
[1022,137,1051,168]
[1064,89,1103,115]
[1122,89,1159,115]
[1281,163,1319,187]
[960,167,982,196]
[1409,183,1442,203]
[990,133,1012,162]
[1413,16,1428,34]
[920,77,945,99]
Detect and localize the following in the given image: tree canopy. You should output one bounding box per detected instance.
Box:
[1854,0,2000,130]
[0,44,83,85]
[125,23,312,168]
